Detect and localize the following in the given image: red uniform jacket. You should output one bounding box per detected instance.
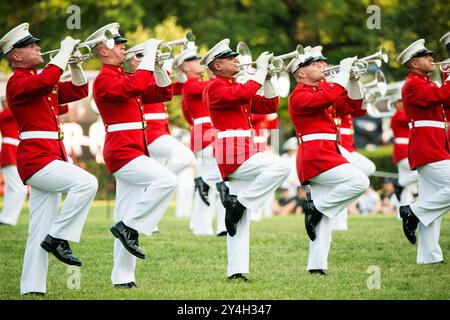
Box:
[6,65,85,183]
[0,108,19,167]
[289,82,363,184]
[330,107,366,152]
[93,65,173,174]
[182,77,215,153]
[266,113,279,129]
[144,102,170,145]
[402,72,450,169]
[443,70,450,141]
[390,110,410,164]
[204,76,279,180]
[251,113,269,151]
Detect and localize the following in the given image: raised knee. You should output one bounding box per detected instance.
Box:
[355,174,370,193]
[85,174,99,193]
[166,172,178,190]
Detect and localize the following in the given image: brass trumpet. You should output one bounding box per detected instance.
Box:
[237,44,304,75]
[40,30,115,64]
[125,32,196,62]
[432,60,450,73]
[324,48,388,77]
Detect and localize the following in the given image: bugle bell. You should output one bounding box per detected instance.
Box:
[125,32,196,62]
[40,30,115,64]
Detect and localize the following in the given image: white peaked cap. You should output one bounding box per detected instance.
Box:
[200,38,239,66]
[396,39,434,65]
[0,23,40,55]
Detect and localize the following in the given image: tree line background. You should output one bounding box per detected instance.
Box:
[0,0,449,133]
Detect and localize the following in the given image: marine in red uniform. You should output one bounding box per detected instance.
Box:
[390,93,418,207]
[90,23,177,288]
[1,23,97,295]
[287,52,369,275]
[176,48,227,236]
[125,47,194,176]
[397,39,450,264]
[439,32,450,141]
[202,39,290,281]
[0,99,28,225]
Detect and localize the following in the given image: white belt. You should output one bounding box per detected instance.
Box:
[107,121,147,133]
[408,120,446,129]
[217,129,252,139]
[299,133,337,143]
[19,131,64,140]
[394,137,409,145]
[253,136,268,143]
[193,116,212,125]
[2,137,20,146]
[144,113,168,120]
[339,128,353,135]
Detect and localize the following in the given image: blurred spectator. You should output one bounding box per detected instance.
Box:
[280,137,300,198]
[273,186,307,216]
[356,186,381,214]
[379,178,399,215]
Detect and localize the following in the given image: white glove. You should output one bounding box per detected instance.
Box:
[154,63,171,87]
[68,62,88,86]
[263,76,278,98]
[332,56,357,89]
[340,56,358,73]
[346,76,363,100]
[256,51,273,71]
[49,36,80,70]
[137,39,162,72]
[175,70,188,83]
[248,69,267,86]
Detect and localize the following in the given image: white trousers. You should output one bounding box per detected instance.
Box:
[307,164,369,270]
[190,145,226,235]
[20,160,98,294]
[175,166,195,218]
[332,146,375,231]
[410,160,450,264]
[226,152,290,276]
[0,165,28,225]
[338,145,376,177]
[396,158,418,219]
[148,134,195,175]
[111,155,177,284]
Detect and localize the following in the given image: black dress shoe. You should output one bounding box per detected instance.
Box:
[24,292,45,296]
[224,195,246,237]
[114,282,137,289]
[399,205,419,244]
[228,273,249,282]
[304,200,323,241]
[195,177,210,206]
[309,269,327,276]
[40,235,82,266]
[216,181,230,206]
[110,221,146,259]
[216,230,228,237]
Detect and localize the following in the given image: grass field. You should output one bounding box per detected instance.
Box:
[0,200,449,300]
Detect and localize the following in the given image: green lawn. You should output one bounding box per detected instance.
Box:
[0,200,449,300]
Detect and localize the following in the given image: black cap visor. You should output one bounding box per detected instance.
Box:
[293,56,321,73]
[184,55,201,63]
[411,49,434,59]
[113,35,127,44]
[213,50,239,61]
[12,35,40,49]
